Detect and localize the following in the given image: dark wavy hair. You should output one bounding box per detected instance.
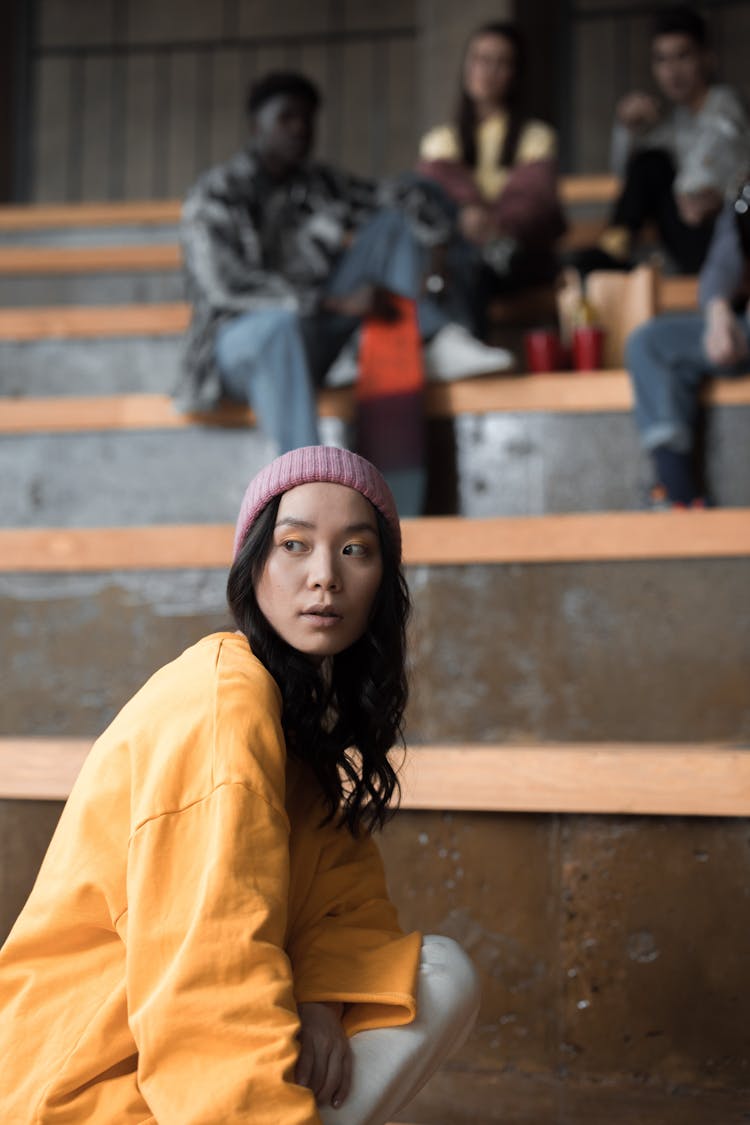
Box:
[455,21,527,171]
[226,494,410,836]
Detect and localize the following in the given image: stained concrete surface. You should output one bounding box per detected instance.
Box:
[2,408,749,522]
[380,810,750,1119]
[0,337,182,395]
[0,430,275,528]
[0,225,180,248]
[3,559,749,743]
[407,559,750,743]
[453,407,750,513]
[0,271,185,307]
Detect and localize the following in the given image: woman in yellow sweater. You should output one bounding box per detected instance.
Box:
[0,446,479,1124]
[418,21,566,330]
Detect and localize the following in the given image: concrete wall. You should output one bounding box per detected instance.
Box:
[27,0,517,201]
[568,0,750,172]
[2,559,750,1118]
[25,0,750,200]
[31,0,419,199]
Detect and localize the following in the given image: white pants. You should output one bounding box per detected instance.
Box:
[320,935,480,1125]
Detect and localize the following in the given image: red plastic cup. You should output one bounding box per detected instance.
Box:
[572,325,605,371]
[523,328,564,373]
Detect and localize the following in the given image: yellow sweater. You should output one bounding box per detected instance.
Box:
[419,112,557,200]
[0,633,420,1123]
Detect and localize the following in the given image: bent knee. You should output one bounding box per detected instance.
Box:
[216,305,302,367]
[625,319,656,367]
[367,206,411,235]
[420,934,481,1018]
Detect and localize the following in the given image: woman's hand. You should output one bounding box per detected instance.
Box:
[704,298,749,367]
[458,204,496,246]
[295,1001,352,1110]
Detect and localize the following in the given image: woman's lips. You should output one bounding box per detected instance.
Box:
[300,609,342,628]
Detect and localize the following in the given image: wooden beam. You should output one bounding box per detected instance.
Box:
[559,175,619,204]
[400,744,750,817]
[0,178,618,232]
[2,375,749,435]
[2,738,748,816]
[0,739,91,800]
[0,303,190,340]
[0,200,182,230]
[0,510,748,573]
[0,389,355,431]
[657,276,699,312]
[0,268,697,341]
[0,243,182,274]
[0,220,612,272]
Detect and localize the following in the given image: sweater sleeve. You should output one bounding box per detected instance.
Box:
[124,781,320,1124]
[491,157,567,246]
[698,202,747,308]
[674,86,750,197]
[287,820,421,1037]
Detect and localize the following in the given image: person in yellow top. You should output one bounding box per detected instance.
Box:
[0,446,479,1124]
[417,21,566,333]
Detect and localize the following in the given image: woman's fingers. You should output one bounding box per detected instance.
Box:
[294,1035,314,1089]
[331,1040,353,1108]
[307,1034,329,1098]
[318,1038,352,1108]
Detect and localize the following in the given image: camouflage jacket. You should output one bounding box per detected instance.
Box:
[176,147,451,412]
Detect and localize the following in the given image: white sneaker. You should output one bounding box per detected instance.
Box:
[423,323,515,381]
[324,337,360,388]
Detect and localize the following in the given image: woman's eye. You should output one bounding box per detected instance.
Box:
[281,539,305,553]
[343,543,367,557]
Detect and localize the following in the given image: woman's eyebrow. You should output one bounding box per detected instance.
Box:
[275,517,315,529]
[275,517,377,534]
[344,522,378,534]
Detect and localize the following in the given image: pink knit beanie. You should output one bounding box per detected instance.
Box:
[233,446,402,559]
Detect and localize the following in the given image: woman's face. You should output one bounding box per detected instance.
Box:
[255,482,384,659]
[463,32,516,108]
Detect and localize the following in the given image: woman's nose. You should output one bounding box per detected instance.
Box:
[307,550,340,590]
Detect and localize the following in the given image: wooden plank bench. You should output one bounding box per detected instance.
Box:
[0,271,699,344]
[0,177,621,233]
[2,738,748,817]
[0,510,748,572]
[0,244,182,274]
[2,372,749,435]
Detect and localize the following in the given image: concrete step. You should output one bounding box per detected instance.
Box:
[1,531,747,743]
[0,224,180,248]
[2,405,748,520]
[0,272,185,306]
[0,245,184,305]
[0,337,181,394]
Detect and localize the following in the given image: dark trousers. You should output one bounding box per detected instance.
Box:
[612,148,716,274]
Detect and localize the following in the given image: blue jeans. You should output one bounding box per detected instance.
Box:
[215,209,452,453]
[625,311,750,452]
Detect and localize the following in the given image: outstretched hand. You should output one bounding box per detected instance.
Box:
[295,1001,352,1110]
